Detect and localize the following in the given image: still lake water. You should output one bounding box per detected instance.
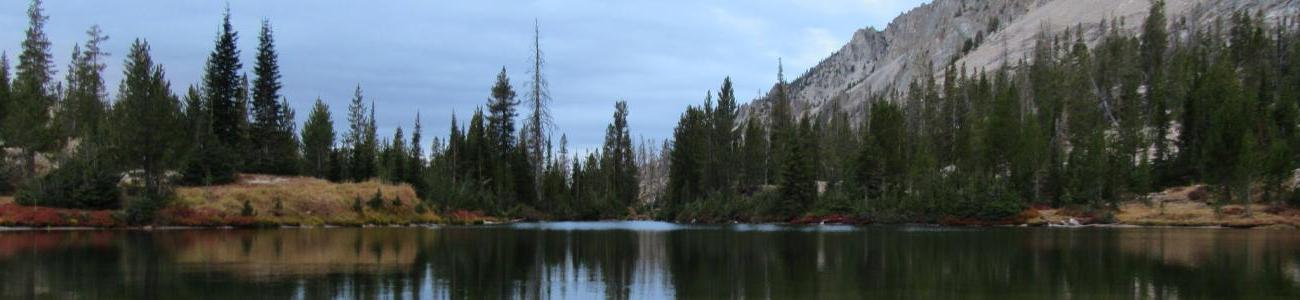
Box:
[0,222,1297,299]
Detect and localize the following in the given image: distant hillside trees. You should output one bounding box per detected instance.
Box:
[663,2,1300,221]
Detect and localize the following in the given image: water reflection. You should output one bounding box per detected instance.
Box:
[0,224,1297,299]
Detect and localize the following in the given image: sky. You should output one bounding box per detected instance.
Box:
[0,0,928,153]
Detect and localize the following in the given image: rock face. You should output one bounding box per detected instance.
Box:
[740,0,1300,123]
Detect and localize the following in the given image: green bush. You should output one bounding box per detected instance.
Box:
[240,199,256,217]
[367,189,385,210]
[16,149,122,209]
[272,198,285,216]
[123,190,172,225]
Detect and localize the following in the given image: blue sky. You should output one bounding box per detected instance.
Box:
[0,0,928,153]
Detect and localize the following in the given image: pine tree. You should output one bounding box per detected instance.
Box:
[486,67,518,155]
[1142,0,1172,180]
[203,8,245,170]
[446,112,463,186]
[384,127,407,183]
[248,19,298,175]
[511,131,537,209]
[0,54,10,132]
[464,109,490,208]
[739,119,768,189]
[667,106,707,216]
[407,113,427,195]
[766,59,797,188]
[59,25,109,138]
[603,100,638,211]
[465,109,486,180]
[345,85,376,181]
[111,39,183,198]
[778,115,816,217]
[712,77,739,192]
[301,98,335,178]
[5,0,58,179]
[1200,56,1247,206]
[859,101,906,209]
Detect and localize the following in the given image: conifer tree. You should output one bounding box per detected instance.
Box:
[465,109,489,207]
[1142,0,1173,180]
[859,101,906,208]
[384,127,407,183]
[195,7,244,180]
[712,77,739,192]
[59,25,109,138]
[5,0,58,179]
[201,8,244,175]
[111,39,183,198]
[739,119,768,188]
[345,85,376,181]
[407,113,427,192]
[0,54,10,131]
[487,67,518,155]
[603,101,638,210]
[768,60,794,185]
[778,116,816,217]
[667,106,707,215]
[248,19,298,174]
[301,98,335,178]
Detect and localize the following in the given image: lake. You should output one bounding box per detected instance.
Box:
[0,222,1297,299]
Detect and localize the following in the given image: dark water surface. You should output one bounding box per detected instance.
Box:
[1,222,1298,299]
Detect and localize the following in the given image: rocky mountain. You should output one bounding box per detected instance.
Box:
[740,0,1300,123]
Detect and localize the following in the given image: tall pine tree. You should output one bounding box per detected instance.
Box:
[59,25,109,139]
[5,0,58,179]
[203,8,245,171]
[248,19,298,175]
[603,100,638,211]
[345,85,376,181]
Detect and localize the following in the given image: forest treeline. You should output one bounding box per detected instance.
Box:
[0,0,638,222]
[664,0,1300,222]
[2,0,1298,224]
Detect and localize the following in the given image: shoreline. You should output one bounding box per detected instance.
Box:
[3,178,1296,230]
[1,216,1295,231]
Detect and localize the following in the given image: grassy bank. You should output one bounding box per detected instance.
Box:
[169,175,439,226]
[1026,185,1300,228]
[1,175,503,228]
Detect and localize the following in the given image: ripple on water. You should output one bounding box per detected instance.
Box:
[507,221,684,231]
[505,221,865,232]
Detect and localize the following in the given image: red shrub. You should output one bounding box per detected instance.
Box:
[82,211,120,227]
[157,206,226,226]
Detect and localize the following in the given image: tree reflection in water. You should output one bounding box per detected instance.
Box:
[0,224,1297,299]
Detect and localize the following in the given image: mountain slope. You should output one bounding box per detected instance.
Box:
[741,0,1300,122]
